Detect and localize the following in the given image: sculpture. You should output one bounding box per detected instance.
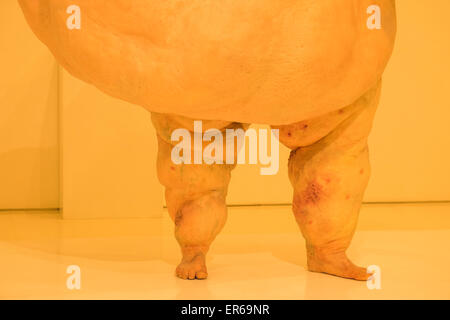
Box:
[18,0,397,280]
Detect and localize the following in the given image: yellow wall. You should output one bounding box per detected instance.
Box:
[229,0,450,204]
[60,71,164,218]
[0,1,59,209]
[366,0,450,202]
[1,0,449,215]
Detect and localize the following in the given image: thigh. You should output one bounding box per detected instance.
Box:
[273,81,382,150]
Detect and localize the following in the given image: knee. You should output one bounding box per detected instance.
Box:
[290,157,338,207]
[288,144,371,216]
[174,190,227,226]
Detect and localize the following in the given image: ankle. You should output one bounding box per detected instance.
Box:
[306,243,347,261]
[181,245,209,260]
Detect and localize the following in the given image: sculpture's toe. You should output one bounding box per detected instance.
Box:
[307,251,371,281]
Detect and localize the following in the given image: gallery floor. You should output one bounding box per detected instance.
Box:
[0,203,449,300]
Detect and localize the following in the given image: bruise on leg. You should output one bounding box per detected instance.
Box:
[294,181,324,210]
[301,181,324,205]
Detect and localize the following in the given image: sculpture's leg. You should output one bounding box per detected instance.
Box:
[151,113,245,280]
[273,81,382,280]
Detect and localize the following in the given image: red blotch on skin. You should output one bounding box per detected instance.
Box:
[300,182,323,205]
[345,194,351,200]
[360,169,364,174]
[293,181,326,217]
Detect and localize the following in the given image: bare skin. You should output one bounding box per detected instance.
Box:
[151,113,245,279]
[152,81,380,281]
[274,80,381,281]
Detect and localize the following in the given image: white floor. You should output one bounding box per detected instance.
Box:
[0,203,449,299]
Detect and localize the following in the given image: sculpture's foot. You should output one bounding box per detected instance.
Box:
[176,253,208,280]
[307,251,371,281]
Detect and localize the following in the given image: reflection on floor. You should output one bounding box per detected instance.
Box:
[0,203,449,299]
